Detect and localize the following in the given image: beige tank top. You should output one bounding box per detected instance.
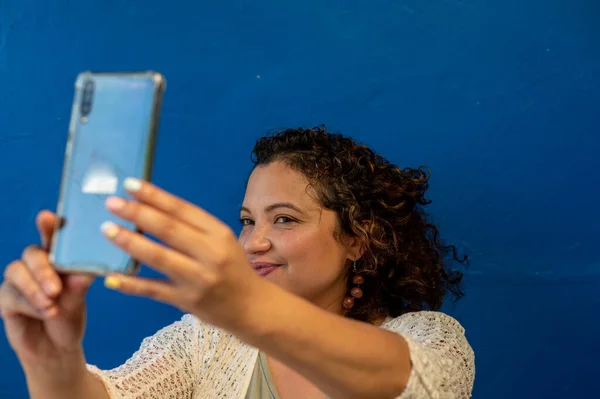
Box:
[245,352,332,399]
[245,351,281,399]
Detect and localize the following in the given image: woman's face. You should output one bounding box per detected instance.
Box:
[239,161,360,313]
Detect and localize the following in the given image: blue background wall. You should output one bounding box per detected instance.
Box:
[1,0,598,397]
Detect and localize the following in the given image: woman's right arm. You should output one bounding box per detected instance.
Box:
[22,351,109,399]
[20,313,202,399]
[0,211,201,399]
[0,211,108,399]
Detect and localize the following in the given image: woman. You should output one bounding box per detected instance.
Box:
[0,126,475,399]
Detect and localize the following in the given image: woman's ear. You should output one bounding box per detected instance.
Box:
[346,235,366,262]
[345,219,370,262]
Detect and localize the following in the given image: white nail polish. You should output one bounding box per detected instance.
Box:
[124,177,142,192]
[100,221,119,238]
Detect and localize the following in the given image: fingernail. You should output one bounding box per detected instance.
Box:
[105,196,126,211]
[100,221,119,238]
[124,177,142,192]
[43,280,60,296]
[104,275,121,289]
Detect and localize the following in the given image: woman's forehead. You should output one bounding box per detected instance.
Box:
[244,162,321,212]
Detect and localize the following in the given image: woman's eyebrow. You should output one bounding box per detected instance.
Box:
[240,202,306,215]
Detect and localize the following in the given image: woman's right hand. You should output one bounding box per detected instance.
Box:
[0,210,95,366]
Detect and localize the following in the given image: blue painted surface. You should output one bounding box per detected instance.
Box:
[0,1,598,397]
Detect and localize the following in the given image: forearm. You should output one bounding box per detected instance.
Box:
[237,282,412,399]
[22,351,109,399]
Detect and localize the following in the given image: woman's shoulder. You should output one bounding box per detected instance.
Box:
[380,310,467,337]
[179,313,248,348]
[179,313,229,339]
[380,313,475,397]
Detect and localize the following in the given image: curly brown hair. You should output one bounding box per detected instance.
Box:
[251,125,467,323]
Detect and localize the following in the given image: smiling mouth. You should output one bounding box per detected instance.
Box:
[255,266,280,277]
[251,262,282,277]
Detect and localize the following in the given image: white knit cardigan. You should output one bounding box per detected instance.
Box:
[87,310,475,398]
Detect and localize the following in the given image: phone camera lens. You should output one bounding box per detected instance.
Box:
[80,80,95,118]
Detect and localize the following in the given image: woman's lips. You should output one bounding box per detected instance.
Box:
[251,262,282,277]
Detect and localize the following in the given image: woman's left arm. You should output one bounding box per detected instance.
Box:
[232,280,413,399]
[236,286,475,399]
[101,180,474,399]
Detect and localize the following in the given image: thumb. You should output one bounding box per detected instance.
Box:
[36,210,59,250]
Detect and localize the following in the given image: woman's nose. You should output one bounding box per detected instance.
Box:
[242,226,272,254]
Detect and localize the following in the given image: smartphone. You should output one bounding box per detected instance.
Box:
[49,71,166,276]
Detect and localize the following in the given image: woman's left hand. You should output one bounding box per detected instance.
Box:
[100,178,263,331]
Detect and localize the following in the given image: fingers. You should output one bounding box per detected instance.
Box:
[21,245,62,298]
[100,221,199,281]
[0,284,57,319]
[1,261,58,319]
[120,178,222,232]
[36,210,57,249]
[104,274,178,306]
[104,196,209,260]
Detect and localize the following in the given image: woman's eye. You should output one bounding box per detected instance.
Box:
[239,218,253,226]
[275,216,294,224]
